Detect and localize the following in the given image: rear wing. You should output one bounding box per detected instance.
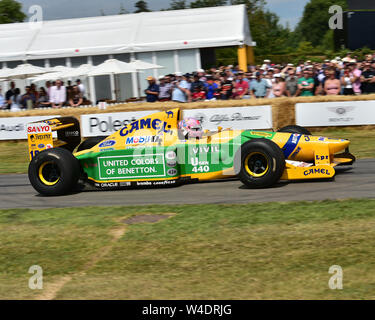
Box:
[27,117,81,161]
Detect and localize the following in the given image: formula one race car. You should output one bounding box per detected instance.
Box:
[26,108,355,196]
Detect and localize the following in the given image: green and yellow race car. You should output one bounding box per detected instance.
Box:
[27,108,355,196]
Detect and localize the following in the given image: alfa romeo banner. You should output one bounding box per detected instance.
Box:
[182,106,273,131]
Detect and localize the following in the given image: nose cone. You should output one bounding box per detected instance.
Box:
[328,139,350,154]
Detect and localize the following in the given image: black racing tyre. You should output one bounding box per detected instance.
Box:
[76,136,107,152]
[28,148,81,196]
[235,139,285,188]
[278,125,311,136]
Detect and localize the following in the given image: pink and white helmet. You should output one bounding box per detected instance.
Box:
[178,118,203,139]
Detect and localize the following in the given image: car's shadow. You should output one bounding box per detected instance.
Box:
[35,166,355,196]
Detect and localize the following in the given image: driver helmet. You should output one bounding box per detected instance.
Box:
[178,118,203,139]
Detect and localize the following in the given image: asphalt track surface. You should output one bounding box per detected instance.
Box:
[0,159,374,209]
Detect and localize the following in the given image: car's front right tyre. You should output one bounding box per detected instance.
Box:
[28,148,81,196]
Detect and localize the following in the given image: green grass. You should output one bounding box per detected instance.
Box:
[0,141,29,174]
[0,127,374,174]
[1,200,375,299]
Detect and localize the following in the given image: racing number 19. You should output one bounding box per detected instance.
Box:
[30,150,40,160]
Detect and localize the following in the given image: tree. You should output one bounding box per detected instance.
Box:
[249,8,294,56]
[134,1,151,13]
[119,3,128,15]
[169,0,187,10]
[190,0,228,9]
[295,0,347,47]
[230,0,266,15]
[0,0,26,24]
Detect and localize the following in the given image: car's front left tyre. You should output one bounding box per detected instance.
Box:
[236,139,285,188]
[28,148,81,196]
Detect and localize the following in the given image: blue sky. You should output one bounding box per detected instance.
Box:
[18,0,310,29]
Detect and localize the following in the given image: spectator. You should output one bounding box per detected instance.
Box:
[324,68,341,95]
[66,80,73,102]
[30,83,39,101]
[272,74,286,98]
[204,75,219,100]
[172,72,190,103]
[10,88,22,112]
[184,73,193,91]
[285,69,299,97]
[250,72,271,99]
[144,76,159,103]
[233,72,249,99]
[220,74,234,100]
[5,81,16,109]
[0,88,6,109]
[192,85,206,102]
[45,81,52,98]
[297,70,314,96]
[360,62,375,94]
[190,74,206,94]
[341,67,354,95]
[76,79,86,98]
[49,80,66,108]
[264,70,274,86]
[197,69,207,82]
[68,85,83,107]
[35,87,51,108]
[348,62,362,95]
[158,76,173,102]
[20,86,36,109]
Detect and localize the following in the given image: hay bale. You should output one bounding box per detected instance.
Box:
[2,94,375,130]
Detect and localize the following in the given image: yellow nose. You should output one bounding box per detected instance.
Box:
[328,139,350,154]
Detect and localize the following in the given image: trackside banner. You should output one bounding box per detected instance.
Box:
[182,106,273,131]
[0,115,60,140]
[296,101,375,127]
[80,110,159,137]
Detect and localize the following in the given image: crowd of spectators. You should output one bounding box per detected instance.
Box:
[0,79,86,111]
[1,52,375,110]
[144,52,375,103]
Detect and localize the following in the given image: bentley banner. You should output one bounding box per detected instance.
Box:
[296,101,375,127]
[182,106,273,131]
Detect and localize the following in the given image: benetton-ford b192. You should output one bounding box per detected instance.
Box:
[26,108,355,196]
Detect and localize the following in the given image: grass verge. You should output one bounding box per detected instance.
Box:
[1,200,375,299]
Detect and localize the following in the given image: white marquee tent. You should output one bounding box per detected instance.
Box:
[0,5,254,103]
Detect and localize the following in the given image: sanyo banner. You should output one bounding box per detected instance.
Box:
[183,106,273,131]
[80,110,159,137]
[0,115,60,140]
[296,101,375,127]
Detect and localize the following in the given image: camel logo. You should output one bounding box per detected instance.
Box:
[165,111,174,118]
[327,106,355,115]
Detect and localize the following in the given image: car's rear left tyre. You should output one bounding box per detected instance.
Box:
[278,125,311,136]
[236,139,285,188]
[28,148,81,196]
